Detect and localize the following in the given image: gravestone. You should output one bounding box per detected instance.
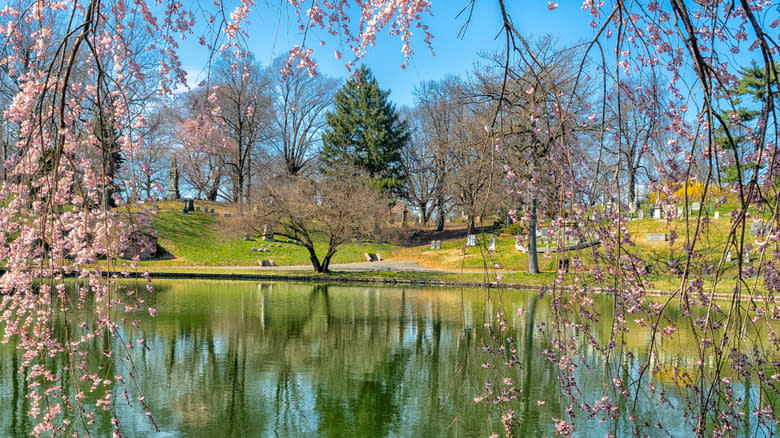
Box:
[223,213,231,218]
[714,211,720,219]
[488,236,497,253]
[466,234,477,246]
[726,250,732,263]
[676,206,684,218]
[515,239,526,252]
[430,240,442,250]
[638,210,645,219]
[691,202,701,211]
[401,205,408,227]
[653,209,662,219]
[195,206,200,211]
[244,232,251,241]
[182,208,188,215]
[646,233,667,242]
[743,250,751,264]
[543,245,552,257]
[187,199,194,211]
[364,253,382,262]
[211,213,218,217]
[210,208,215,214]
[258,260,276,267]
[263,224,274,241]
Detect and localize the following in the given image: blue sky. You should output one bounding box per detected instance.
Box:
[181,1,595,107]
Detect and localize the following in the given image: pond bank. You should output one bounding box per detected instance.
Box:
[126,263,775,303]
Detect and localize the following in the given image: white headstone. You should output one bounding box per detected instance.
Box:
[646,233,667,242]
[743,250,750,264]
[653,209,662,219]
[677,206,684,218]
[488,236,497,253]
[726,250,732,263]
[714,211,720,219]
[691,202,701,211]
[466,234,477,246]
[638,210,645,219]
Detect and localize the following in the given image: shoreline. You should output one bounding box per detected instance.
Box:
[132,269,774,303]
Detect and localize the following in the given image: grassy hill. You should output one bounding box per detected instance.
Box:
[138,200,767,294]
[142,201,396,268]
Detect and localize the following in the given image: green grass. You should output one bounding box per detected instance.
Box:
[143,201,398,267]
[133,200,765,296]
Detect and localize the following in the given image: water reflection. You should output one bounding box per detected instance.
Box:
[0,280,775,437]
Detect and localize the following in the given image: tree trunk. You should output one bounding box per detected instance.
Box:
[306,246,323,273]
[245,153,251,206]
[467,213,475,236]
[527,196,540,274]
[435,199,445,231]
[418,203,429,225]
[234,172,243,203]
[207,171,222,201]
[320,247,337,273]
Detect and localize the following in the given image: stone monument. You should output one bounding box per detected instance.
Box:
[166,156,180,201]
[263,224,274,241]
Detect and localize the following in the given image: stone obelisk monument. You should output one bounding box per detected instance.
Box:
[166,156,180,200]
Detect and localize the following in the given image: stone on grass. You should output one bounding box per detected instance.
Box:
[646,233,667,242]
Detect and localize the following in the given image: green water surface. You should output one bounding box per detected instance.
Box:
[0,280,775,437]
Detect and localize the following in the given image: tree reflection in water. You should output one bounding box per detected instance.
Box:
[0,280,774,437]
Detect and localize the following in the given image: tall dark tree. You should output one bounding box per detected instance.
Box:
[320,66,409,194]
[717,61,780,185]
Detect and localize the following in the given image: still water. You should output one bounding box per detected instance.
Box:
[0,280,773,437]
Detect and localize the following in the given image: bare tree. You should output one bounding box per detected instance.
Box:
[400,106,437,225]
[448,101,498,234]
[411,77,462,230]
[248,165,387,272]
[473,41,592,273]
[211,55,273,203]
[133,105,178,200]
[600,76,669,206]
[265,56,337,176]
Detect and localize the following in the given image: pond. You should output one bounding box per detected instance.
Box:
[0,280,774,437]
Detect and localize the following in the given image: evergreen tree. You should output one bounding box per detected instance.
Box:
[321,65,409,194]
[717,61,779,184]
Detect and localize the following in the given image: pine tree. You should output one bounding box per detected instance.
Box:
[717,61,779,184]
[321,65,409,194]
